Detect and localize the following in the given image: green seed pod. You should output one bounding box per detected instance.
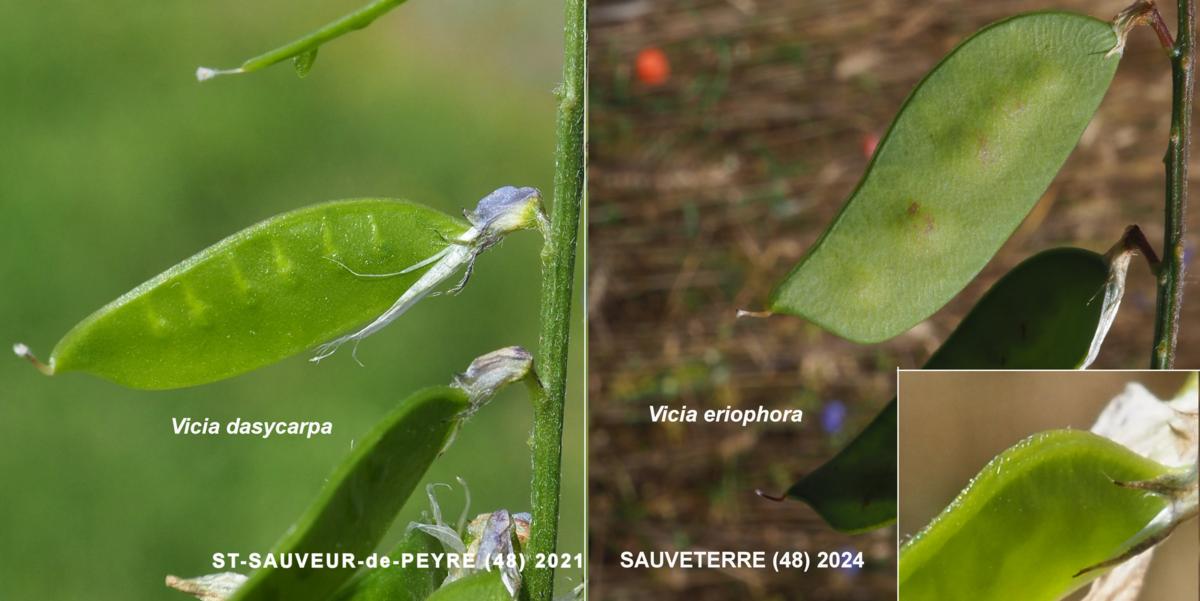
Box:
[425,571,512,601]
[229,385,468,601]
[18,187,545,389]
[772,247,1120,533]
[329,528,446,601]
[899,430,1177,600]
[770,12,1120,343]
[38,200,464,389]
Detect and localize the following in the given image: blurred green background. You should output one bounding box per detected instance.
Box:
[0,1,583,598]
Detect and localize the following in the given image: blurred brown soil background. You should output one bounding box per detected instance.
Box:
[588,0,1200,599]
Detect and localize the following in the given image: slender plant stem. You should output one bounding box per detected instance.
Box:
[526,0,586,598]
[1152,0,1194,368]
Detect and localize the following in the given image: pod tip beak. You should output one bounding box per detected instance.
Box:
[195,66,244,82]
[13,343,54,376]
[737,309,773,319]
[755,488,787,502]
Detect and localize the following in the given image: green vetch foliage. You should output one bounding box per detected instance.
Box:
[899,430,1177,601]
[770,12,1120,343]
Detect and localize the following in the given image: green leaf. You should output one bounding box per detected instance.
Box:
[425,571,512,601]
[778,248,1115,532]
[44,200,466,389]
[330,528,447,601]
[770,12,1120,343]
[229,386,468,601]
[293,48,319,78]
[899,430,1176,601]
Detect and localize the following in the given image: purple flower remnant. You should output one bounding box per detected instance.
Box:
[821,399,847,434]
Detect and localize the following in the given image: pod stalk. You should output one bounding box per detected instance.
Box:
[1110,224,1161,275]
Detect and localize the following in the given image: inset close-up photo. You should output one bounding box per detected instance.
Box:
[899,370,1199,601]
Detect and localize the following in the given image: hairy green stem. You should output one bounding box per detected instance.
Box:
[1152,0,1194,368]
[526,0,586,599]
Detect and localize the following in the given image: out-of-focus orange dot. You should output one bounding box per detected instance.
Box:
[635,47,670,86]
[861,132,880,159]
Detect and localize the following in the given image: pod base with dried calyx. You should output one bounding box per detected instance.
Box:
[1107,0,1177,58]
[165,347,537,601]
[1077,463,1199,576]
[14,186,545,390]
[312,187,548,364]
[443,345,541,452]
[1084,223,1159,367]
[757,225,1153,534]
[453,346,541,412]
[1078,373,1198,597]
